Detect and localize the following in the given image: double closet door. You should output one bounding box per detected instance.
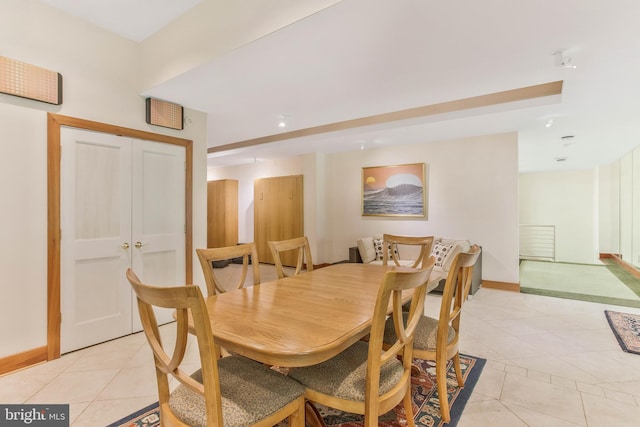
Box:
[60,128,185,354]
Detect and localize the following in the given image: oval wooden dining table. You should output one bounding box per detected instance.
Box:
[191,262,444,368]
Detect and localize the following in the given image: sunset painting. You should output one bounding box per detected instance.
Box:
[362,163,427,217]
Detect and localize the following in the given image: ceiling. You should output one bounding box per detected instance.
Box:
[40,0,640,172]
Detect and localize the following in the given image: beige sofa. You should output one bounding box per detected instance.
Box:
[349,235,482,295]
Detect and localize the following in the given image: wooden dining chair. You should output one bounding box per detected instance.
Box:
[288,261,435,427]
[382,245,481,423]
[196,243,260,296]
[382,234,435,269]
[125,269,305,427]
[268,236,313,279]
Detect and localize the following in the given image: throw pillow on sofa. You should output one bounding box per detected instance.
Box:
[373,238,399,261]
[356,237,377,263]
[431,242,458,270]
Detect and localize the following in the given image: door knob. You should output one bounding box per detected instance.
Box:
[135,241,143,248]
[121,242,130,249]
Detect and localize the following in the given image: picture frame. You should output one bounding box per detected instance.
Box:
[362,162,427,217]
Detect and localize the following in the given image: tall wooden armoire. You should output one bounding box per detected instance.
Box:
[207,179,238,248]
[254,175,303,266]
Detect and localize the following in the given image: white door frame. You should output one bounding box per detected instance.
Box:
[47,113,193,360]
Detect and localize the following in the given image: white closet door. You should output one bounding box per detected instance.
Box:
[130,139,186,331]
[60,128,133,354]
[60,129,186,352]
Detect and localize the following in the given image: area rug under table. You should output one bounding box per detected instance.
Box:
[605,310,640,355]
[106,354,485,427]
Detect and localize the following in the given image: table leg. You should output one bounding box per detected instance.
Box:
[305,401,327,427]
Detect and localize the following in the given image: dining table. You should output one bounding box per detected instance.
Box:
[193,262,444,368]
[189,262,444,427]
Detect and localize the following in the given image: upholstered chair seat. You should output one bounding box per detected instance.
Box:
[288,341,403,401]
[384,313,456,351]
[169,357,304,427]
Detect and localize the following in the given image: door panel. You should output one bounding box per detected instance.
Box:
[60,128,132,354]
[254,175,303,266]
[131,140,185,331]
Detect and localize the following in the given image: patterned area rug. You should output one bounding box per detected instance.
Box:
[106,355,485,427]
[605,310,640,355]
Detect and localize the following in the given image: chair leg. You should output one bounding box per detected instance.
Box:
[436,358,451,423]
[403,385,416,427]
[410,363,421,377]
[289,396,306,427]
[305,401,326,427]
[453,352,464,387]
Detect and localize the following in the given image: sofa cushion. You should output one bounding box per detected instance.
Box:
[373,238,399,261]
[356,237,377,264]
[437,238,471,253]
[431,242,459,271]
[369,259,416,267]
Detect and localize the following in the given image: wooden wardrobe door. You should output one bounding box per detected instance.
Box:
[254,175,303,266]
[207,179,238,248]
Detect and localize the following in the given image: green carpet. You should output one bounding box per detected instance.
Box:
[602,259,640,298]
[520,260,640,308]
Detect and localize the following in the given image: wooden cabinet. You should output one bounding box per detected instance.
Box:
[207,179,238,248]
[254,175,303,266]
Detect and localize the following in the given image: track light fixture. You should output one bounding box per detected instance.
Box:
[554,50,576,69]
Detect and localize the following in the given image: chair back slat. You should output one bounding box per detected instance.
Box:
[382,234,435,269]
[439,245,481,349]
[196,243,260,295]
[268,236,313,279]
[367,258,435,415]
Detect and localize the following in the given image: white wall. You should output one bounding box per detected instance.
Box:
[519,169,599,264]
[209,132,520,284]
[633,148,640,267]
[608,162,621,255]
[599,164,614,254]
[601,146,640,267]
[0,0,208,359]
[325,133,520,283]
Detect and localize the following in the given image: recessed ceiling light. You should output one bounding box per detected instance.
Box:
[277,114,289,129]
[561,135,576,147]
[545,119,554,128]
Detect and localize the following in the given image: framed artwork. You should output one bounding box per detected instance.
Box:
[362,162,427,217]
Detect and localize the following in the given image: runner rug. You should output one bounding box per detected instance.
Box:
[106,354,485,427]
[605,310,640,355]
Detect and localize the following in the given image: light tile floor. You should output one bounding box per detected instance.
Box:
[2,266,640,426]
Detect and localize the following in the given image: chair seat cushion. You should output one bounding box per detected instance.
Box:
[383,314,455,351]
[169,356,304,427]
[287,341,403,401]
